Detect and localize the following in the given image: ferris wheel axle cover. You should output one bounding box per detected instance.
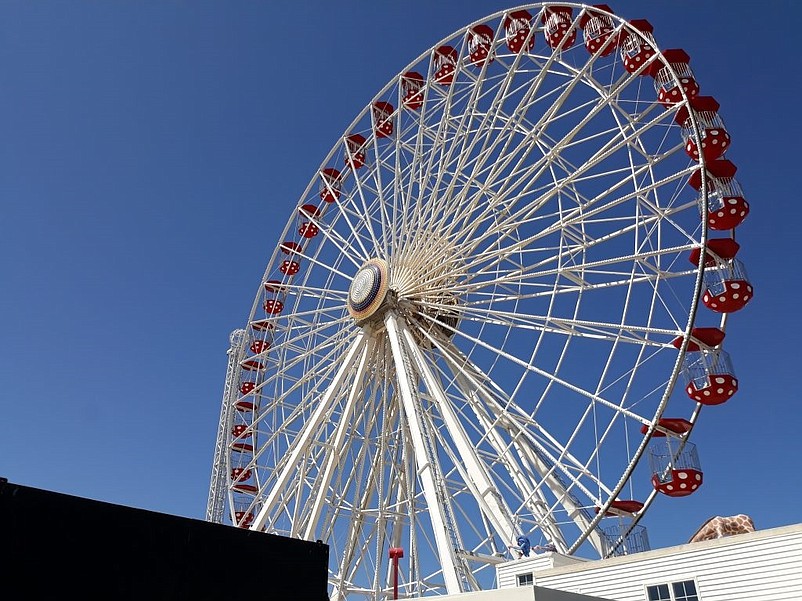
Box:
[347,258,390,321]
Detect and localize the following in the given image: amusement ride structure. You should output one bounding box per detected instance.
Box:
[207,4,752,598]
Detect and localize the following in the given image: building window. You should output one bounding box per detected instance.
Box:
[672,580,699,601]
[647,584,671,601]
[517,573,533,587]
[646,580,699,601]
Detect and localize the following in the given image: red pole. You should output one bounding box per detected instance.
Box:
[389,547,404,600]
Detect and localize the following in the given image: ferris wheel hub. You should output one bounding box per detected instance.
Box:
[348,258,390,321]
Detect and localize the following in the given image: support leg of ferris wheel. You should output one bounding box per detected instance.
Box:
[433,333,607,556]
[446,365,570,553]
[302,335,376,541]
[251,331,368,533]
[384,310,467,595]
[394,314,520,549]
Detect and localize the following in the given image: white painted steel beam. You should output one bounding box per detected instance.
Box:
[385,311,464,595]
[396,316,519,549]
[252,331,367,532]
[303,335,374,540]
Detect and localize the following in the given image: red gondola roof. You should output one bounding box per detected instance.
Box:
[628,19,653,34]
[280,241,303,254]
[299,204,320,218]
[688,159,738,190]
[504,10,532,27]
[251,319,275,331]
[675,95,722,125]
[580,4,615,29]
[542,5,572,22]
[671,327,725,351]
[688,238,740,266]
[640,417,693,437]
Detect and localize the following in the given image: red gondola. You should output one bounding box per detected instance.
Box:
[346,133,367,169]
[249,339,270,354]
[688,160,749,231]
[433,46,458,85]
[234,511,254,528]
[543,6,576,50]
[504,10,534,54]
[467,24,494,66]
[298,204,321,238]
[653,49,699,107]
[319,168,342,203]
[689,238,753,313]
[671,327,725,352]
[580,5,619,56]
[645,421,703,497]
[596,499,644,516]
[401,72,425,110]
[241,359,264,372]
[676,96,731,162]
[620,19,655,75]
[373,101,395,138]
[682,347,738,405]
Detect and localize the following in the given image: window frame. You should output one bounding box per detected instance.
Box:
[516,572,534,587]
[644,578,700,601]
[645,582,671,601]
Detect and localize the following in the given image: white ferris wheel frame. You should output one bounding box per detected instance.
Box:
[206,3,731,598]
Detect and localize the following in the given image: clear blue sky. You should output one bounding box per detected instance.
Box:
[2,1,799,554]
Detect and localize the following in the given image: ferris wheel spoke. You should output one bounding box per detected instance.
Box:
[421,337,571,550]
[428,95,572,243]
[323,344,406,592]
[322,397,392,547]
[434,331,613,497]
[448,239,698,300]
[415,300,679,348]
[454,114,690,260]
[406,69,518,245]
[448,366,570,552]
[272,304,350,336]
[248,325,353,412]
[306,213,369,271]
[330,175,383,261]
[459,47,595,201]
[455,157,696,271]
[396,316,519,548]
[365,137,399,257]
[250,332,363,485]
[428,333,608,555]
[415,308,652,428]
[458,56,644,219]
[275,282,350,304]
[474,116,685,248]
[302,336,377,540]
[331,396,404,600]
[401,38,541,251]
[253,316,352,384]
[251,331,368,532]
[511,437,606,556]
[385,310,468,595]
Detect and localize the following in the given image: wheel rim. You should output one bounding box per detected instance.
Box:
[223,5,715,598]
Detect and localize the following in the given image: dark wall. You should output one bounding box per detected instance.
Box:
[0,479,329,600]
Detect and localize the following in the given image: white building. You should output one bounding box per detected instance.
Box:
[495,523,802,601]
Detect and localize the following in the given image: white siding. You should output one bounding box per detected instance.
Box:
[525,524,802,601]
[497,554,589,589]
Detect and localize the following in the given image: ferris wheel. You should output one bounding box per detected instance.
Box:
[207,3,752,598]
